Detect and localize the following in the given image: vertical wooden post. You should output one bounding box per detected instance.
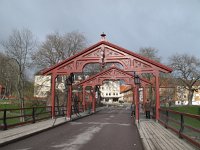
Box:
[134,86,139,121]
[92,87,96,113]
[179,114,184,138]
[154,72,160,120]
[143,87,147,107]
[32,107,35,123]
[165,110,168,128]
[51,73,56,119]
[82,86,86,111]
[67,84,72,120]
[3,109,7,130]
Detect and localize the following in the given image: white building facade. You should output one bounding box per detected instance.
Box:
[100,81,121,104]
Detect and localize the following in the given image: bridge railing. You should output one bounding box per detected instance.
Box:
[0,106,66,130]
[159,108,200,148]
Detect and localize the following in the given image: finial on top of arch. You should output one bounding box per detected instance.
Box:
[100,32,106,41]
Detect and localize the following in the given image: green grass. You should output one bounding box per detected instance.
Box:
[169,105,200,115]
[0,100,50,127]
[167,106,200,128]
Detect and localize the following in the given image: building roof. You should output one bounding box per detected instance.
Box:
[120,85,132,93]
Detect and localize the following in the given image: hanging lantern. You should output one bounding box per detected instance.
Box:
[134,75,140,85]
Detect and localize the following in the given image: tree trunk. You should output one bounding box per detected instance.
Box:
[188,89,194,105]
[17,74,25,122]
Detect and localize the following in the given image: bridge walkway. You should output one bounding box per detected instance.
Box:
[0,107,198,150]
[0,106,143,150]
[138,114,197,150]
[0,109,100,147]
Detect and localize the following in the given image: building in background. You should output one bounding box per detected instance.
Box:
[100,81,121,104]
[34,74,200,105]
[120,85,133,103]
[174,86,200,105]
[34,75,51,97]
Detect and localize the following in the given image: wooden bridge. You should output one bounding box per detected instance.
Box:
[0,106,199,149]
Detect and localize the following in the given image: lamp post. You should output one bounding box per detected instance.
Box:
[65,73,74,120]
[134,74,140,124]
[95,85,101,106]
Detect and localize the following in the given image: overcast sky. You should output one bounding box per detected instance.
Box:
[0,0,200,64]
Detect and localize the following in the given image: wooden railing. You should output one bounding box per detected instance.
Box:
[0,106,66,130]
[159,108,200,148]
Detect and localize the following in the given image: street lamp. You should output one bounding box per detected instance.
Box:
[134,73,140,124]
[134,75,140,85]
[95,85,100,99]
[65,73,75,119]
[65,73,74,85]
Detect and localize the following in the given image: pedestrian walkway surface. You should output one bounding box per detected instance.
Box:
[0,106,143,150]
[0,108,103,147]
[0,107,198,150]
[137,119,197,150]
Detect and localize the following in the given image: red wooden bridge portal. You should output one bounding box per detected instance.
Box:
[41,34,172,121]
[77,66,152,121]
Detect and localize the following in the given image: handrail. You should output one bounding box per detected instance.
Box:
[0,106,66,130]
[159,108,200,148]
[0,102,93,130]
[159,108,200,119]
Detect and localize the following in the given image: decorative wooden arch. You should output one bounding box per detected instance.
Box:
[41,34,172,120]
[76,66,152,120]
[77,66,151,87]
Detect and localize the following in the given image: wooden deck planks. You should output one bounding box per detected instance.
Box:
[138,120,196,150]
[148,122,178,150]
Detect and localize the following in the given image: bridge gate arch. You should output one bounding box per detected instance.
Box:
[77,66,152,121]
[41,34,172,120]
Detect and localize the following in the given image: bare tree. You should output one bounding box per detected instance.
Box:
[1,28,36,121]
[0,52,18,98]
[138,47,161,101]
[32,31,87,69]
[64,31,87,58]
[138,47,161,62]
[169,54,200,105]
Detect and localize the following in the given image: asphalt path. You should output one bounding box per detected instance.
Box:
[1,106,144,150]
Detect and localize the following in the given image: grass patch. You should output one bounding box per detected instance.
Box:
[161,105,200,133]
[0,99,49,127]
[169,105,200,115]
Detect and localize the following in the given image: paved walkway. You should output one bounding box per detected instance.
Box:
[137,118,198,150]
[0,107,198,150]
[0,108,103,147]
[0,107,143,150]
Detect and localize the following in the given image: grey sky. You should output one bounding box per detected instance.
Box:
[0,0,200,64]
